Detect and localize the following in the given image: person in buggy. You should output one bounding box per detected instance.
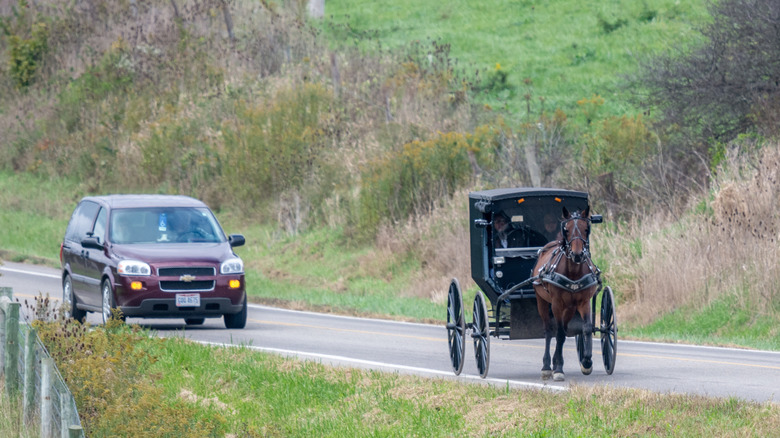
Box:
[493,211,550,248]
[493,212,524,248]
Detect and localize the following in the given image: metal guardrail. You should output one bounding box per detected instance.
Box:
[1,287,84,438]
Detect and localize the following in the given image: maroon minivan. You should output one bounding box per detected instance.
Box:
[60,195,247,328]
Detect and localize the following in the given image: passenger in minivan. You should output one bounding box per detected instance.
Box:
[110,212,135,244]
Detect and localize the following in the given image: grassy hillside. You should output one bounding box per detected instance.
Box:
[2,1,780,435]
[0,0,778,349]
[322,0,708,121]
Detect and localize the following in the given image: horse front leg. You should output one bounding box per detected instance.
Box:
[552,318,567,381]
[536,297,553,379]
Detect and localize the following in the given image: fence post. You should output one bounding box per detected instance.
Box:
[4,300,21,397]
[61,391,71,438]
[41,357,54,438]
[0,286,11,377]
[23,325,36,423]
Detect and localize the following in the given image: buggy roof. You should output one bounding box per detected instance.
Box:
[468,187,588,203]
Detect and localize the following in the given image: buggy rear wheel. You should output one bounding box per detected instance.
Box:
[446,278,466,376]
[472,291,490,379]
[600,286,617,375]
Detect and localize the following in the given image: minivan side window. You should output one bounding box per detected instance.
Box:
[64,201,100,242]
[92,207,107,244]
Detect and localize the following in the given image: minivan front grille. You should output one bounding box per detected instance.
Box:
[160,280,215,292]
[158,267,215,277]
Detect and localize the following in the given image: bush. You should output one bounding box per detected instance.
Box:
[220,83,334,212]
[581,114,656,212]
[3,2,49,89]
[357,126,498,239]
[31,307,227,436]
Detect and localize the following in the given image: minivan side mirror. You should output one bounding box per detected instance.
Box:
[81,236,104,250]
[228,234,245,248]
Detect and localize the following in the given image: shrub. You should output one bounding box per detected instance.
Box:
[357,126,498,239]
[220,83,334,212]
[581,114,656,212]
[30,301,227,436]
[3,2,49,89]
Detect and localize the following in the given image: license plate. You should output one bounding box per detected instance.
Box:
[175,293,200,307]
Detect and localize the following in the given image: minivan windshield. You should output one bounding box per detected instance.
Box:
[109,207,226,244]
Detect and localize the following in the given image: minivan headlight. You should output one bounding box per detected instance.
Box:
[221,258,244,274]
[118,260,151,276]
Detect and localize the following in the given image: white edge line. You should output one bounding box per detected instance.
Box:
[3,265,777,356]
[248,305,780,355]
[0,266,61,280]
[193,339,567,393]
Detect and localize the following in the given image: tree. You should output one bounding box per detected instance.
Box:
[636,0,780,144]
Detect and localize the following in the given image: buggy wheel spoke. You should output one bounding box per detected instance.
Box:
[600,286,618,375]
[472,292,490,379]
[446,278,466,376]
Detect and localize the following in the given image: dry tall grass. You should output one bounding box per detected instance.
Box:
[598,145,780,326]
[375,189,474,303]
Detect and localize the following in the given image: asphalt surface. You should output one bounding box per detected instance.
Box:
[2,260,778,404]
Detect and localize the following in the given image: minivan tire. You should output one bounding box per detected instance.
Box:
[224,298,247,329]
[101,279,125,324]
[63,275,86,322]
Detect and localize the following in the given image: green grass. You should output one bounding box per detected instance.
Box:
[2,170,779,350]
[0,172,84,265]
[625,293,780,350]
[0,171,447,322]
[322,0,709,120]
[0,389,38,438]
[136,335,780,436]
[21,312,780,437]
[236,224,444,321]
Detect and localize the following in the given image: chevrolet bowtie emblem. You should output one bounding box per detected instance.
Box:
[180,274,196,282]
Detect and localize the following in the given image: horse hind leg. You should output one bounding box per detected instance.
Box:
[536,297,553,379]
[579,303,594,375]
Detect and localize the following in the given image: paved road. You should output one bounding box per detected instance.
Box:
[2,261,778,404]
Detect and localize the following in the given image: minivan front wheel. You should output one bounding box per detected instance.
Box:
[224,297,247,329]
[63,275,86,322]
[101,280,125,324]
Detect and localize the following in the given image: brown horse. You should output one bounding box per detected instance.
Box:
[532,206,600,381]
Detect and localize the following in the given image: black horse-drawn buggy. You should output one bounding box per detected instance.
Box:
[446,188,617,381]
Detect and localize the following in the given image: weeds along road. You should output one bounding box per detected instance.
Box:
[2,261,778,404]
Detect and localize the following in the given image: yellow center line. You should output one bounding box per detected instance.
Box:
[250,318,444,342]
[616,352,780,370]
[250,318,780,371]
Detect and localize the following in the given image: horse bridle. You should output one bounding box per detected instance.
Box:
[560,213,591,264]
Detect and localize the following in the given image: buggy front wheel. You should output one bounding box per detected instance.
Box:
[472,291,490,379]
[600,286,617,375]
[446,278,466,375]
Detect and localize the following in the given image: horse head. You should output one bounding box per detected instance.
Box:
[561,206,591,264]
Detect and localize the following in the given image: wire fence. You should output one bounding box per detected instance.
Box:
[1,287,84,438]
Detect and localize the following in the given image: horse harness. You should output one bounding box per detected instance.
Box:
[533,214,602,294]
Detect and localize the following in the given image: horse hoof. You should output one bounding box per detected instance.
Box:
[580,365,593,375]
[553,372,565,381]
[541,370,552,379]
